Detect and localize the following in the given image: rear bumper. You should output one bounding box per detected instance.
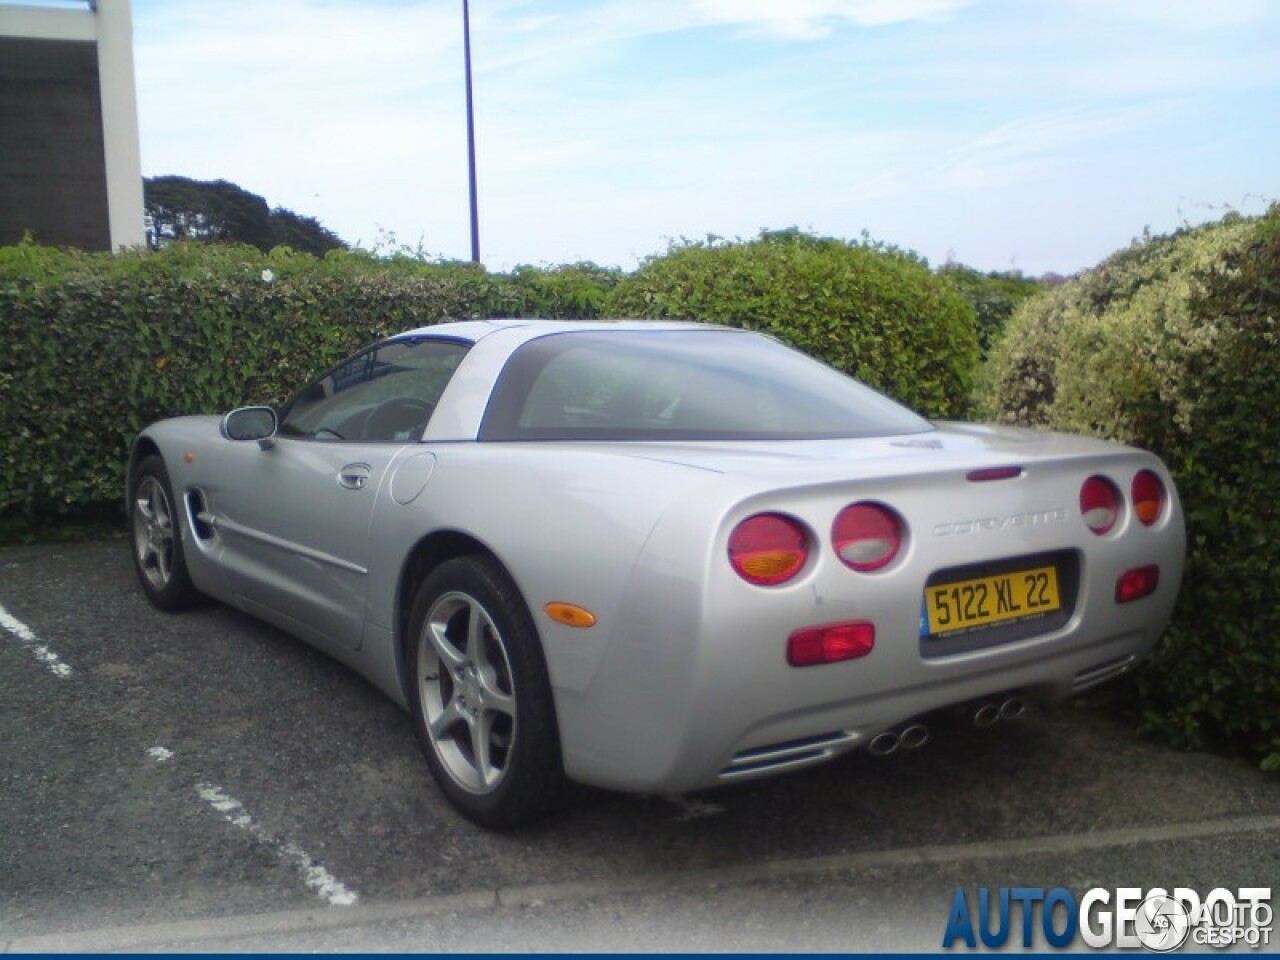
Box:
[558,591,1173,794]
[545,445,1182,798]
[713,626,1152,785]
[552,472,1184,794]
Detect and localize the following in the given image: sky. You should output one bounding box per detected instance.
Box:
[129,0,1280,275]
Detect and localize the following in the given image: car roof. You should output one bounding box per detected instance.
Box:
[390,317,737,347]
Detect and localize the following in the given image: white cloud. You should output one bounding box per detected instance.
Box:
[692,0,973,38]
[930,104,1177,190]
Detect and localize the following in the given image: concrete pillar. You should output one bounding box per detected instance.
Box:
[94,0,145,250]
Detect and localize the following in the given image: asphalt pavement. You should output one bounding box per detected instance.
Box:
[1,536,1276,952]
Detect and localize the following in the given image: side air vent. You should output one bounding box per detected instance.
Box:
[186,490,216,540]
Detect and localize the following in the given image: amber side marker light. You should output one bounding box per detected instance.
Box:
[544,603,597,628]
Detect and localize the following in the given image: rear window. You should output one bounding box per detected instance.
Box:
[478,329,932,441]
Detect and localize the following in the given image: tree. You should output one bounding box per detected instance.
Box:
[144,176,345,255]
[267,207,345,257]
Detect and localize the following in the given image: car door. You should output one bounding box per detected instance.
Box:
[209,337,469,651]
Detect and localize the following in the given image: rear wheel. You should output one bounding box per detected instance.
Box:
[408,555,565,827]
[130,455,199,611]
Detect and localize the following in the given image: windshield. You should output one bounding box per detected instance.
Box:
[479,329,932,442]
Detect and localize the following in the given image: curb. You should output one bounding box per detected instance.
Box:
[7,814,1278,952]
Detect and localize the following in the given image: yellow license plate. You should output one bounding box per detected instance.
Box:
[925,565,1061,636]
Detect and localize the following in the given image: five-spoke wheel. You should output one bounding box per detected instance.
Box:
[418,591,518,794]
[133,473,176,591]
[129,455,199,610]
[409,556,565,827]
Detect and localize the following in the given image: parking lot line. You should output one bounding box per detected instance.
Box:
[0,602,72,678]
[194,782,359,907]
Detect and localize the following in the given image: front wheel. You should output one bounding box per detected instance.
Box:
[130,455,200,611]
[408,556,565,827]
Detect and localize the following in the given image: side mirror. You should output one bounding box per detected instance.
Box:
[221,406,279,449]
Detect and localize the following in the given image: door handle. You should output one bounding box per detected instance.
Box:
[337,463,372,490]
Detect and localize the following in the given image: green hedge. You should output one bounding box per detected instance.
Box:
[606,230,980,418]
[936,263,1046,359]
[0,243,619,530]
[981,210,1280,769]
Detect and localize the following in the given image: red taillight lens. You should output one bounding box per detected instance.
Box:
[1080,476,1122,535]
[728,513,808,586]
[1116,565,1160,603]
[787,621,875,666]
[832,502,903,572]
[1131,470,1166,526]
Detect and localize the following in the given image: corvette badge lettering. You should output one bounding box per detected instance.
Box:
[934,508,1068,537]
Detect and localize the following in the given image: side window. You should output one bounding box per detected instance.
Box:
[279,339,469,442]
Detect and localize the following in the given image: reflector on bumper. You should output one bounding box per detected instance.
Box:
[787,621,875,666]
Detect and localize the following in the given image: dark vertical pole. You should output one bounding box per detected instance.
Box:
[463,0,481,264]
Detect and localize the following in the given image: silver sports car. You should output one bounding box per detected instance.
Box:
[128,320,1185,826]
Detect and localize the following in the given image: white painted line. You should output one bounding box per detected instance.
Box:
[0,603,72,678]
[195,783,358,907]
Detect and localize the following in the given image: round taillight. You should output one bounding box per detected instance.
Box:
[1080,476,1122,535]
[728,513,808,586]
[1131,470,1166,527]
[832,502,903,572]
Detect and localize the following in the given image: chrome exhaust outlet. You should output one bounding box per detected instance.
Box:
[868,731,901,756]
[999,697,1027,721]
[899,723,930,750]
[973,703,1001,728]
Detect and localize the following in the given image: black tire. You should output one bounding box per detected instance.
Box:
[408,555,565,828]
[129,455,200,611]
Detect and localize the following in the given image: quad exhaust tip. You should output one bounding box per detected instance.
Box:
[899,723,930,750]
[871,697,1026,756]
[973,703,1001,728]
[868,722,930,757]
[1000,696,1026,720]
[868,731,901,756]
[973,696,1028,728]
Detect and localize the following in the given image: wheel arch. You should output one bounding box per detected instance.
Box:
[126,436,163,502]
[395,530,526,704]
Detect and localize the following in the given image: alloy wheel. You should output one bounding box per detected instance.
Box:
[417,591,517,794]
[133,475,176,592]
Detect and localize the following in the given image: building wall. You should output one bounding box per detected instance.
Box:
[0,35,112,249]
[0,0,144,252]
